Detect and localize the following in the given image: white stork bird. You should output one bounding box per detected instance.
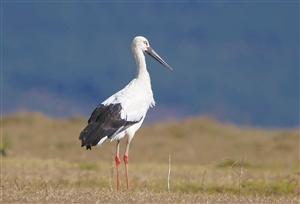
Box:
[79,36,172,190]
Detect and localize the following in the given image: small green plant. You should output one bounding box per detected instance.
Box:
[0,135,11,157]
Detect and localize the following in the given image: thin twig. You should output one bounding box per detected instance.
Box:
[238,158,244,204]
[168,154,171,193]
[14,178,22,191]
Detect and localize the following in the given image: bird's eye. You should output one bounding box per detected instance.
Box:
[144,41,148,46]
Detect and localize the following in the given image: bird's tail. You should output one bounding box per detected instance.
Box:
[79,122,107,150]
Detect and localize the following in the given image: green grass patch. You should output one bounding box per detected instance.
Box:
[77,162,98,170]
[241,180,298,195]
[171,180,298,196]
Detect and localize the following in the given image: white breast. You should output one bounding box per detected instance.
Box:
[101,78,155,141]
[102,79,155,121]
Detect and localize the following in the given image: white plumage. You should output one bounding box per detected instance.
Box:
[79,36,172,190]
[101,78,155,143]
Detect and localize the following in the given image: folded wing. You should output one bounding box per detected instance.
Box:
[79,103,141,150]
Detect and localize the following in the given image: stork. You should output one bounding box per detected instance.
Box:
[79,36,173,190]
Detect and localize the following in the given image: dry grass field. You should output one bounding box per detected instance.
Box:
[1,112,299,203]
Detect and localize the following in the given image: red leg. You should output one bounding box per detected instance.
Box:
[124,154,129,189]
[115,141,121,191]
[124,136,133,190]
[115,155,121,191]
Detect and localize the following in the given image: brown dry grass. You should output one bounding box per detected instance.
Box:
[1,112,300,203]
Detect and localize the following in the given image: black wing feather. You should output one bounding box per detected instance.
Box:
[79,103,141,150]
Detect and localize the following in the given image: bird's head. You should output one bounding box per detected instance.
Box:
[132,36,150,52]
[132,36,173,71]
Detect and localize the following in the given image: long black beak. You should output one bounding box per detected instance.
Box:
[145,47,173,71]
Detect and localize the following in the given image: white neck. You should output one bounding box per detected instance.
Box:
[132,46,155,107]
[132,48,150,81]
